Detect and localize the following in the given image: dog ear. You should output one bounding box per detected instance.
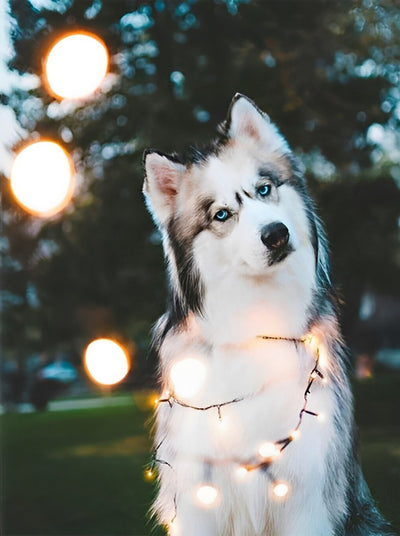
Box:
[143,150,186,225]
[227,94,271,141]
[227,93,288,151]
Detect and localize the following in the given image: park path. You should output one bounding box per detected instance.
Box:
[0,394,134,414]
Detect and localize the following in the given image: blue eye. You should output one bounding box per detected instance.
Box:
[214,209,229,222]
[257,184,272,197]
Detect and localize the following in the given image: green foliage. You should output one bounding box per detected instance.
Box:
[2,0,400,362]
[1,403,157,535]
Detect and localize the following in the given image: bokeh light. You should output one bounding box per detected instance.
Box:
[168,518,181,536]
[289,429,301,441]
[272,482,290,499]
[144,468,155,482]
[169,357,207,399]
[44,32,109,99]
[235,466,249,479]
[195,484,219,507]
[258,441,281,459]
[84,338,130,386]
[10,141,74,218]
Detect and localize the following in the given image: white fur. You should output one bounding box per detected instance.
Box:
[154,281,337,535]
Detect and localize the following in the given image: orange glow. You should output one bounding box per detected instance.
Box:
[84,338,130,385]
[144,468,155,481]
[132,390,157,411]
[44,32,108,99]
[305,333,318,352]
[10,141,74,217]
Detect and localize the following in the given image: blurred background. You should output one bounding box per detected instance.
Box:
[0,0,399,535]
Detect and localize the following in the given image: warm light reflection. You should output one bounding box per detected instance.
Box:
[195,484,219,507]
[168,518,180,536]
[10,141,74,217]
[305,333,317,349]
[144,468,155,481]
[235,466,248,479]
[84,338,130,385]
[258,441,281,459]
[272,481,290,499]
[44,32,108,99]
[216,415,230,432]
[318,344,329,370]
[169,358,207,399]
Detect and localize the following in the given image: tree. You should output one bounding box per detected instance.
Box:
[2,0,399,366]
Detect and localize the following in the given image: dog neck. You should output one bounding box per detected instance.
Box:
[195,251,316,346]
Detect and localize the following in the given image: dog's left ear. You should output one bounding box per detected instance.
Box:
[143,150,186,226]
[227,93,288,151]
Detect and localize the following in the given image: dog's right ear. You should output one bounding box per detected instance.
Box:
[143,150,186,226]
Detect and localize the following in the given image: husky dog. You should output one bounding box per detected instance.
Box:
[143,94,393,536]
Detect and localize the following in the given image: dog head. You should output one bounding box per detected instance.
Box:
[143,94,326,314]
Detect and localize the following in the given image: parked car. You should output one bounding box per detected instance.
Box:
[30,360,78,411]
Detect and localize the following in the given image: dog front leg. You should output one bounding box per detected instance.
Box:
[167,494,219,536]
[277,498,334,536]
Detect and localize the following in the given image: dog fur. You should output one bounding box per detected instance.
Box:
[143,94,394,535]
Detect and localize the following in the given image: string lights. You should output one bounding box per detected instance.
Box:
[169,357,207,398]
[196,484,220,507]
[146,334,327,526]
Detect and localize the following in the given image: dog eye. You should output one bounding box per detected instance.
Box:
[214,209,230,222]
[257,184,272,197]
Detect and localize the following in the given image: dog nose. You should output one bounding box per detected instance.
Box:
[261,222,289,250]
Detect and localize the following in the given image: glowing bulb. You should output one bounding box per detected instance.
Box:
[317,413,326,422]
[272,482,290,498]
[144,469,155,481]
[10,141,74,217]
[258,442,280,459]
[304,333,315,347]
[289,429,301,441]
[168,518,180,536]
[216,415,230,432]
[236,466,249,479]
[195,485,219,507]
[310,371,318,379]
[84,338,130,385]
[44,32,109,99]
[318,345,329,369]
[170,358,206,399]
[309,334,319,350]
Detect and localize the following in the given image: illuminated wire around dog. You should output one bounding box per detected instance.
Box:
[146,335,326,525]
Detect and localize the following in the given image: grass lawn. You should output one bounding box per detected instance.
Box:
[1,380,400,536]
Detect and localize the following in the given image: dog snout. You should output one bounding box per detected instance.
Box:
[261,222,289,250]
